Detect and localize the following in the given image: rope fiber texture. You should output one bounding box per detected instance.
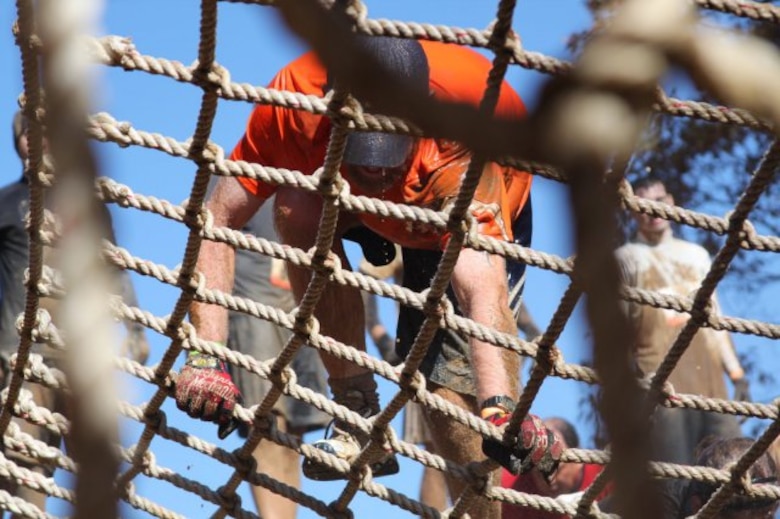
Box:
[5,0,780,517]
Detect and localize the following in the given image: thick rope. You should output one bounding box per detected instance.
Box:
[6,0,780,517]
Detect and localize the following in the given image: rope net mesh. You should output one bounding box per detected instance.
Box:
[5,0,780,517]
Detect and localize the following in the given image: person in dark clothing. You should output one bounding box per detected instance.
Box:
[0,110,149,514]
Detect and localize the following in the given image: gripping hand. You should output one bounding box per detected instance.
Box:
[481,397,564,480]
[175,351,242,439]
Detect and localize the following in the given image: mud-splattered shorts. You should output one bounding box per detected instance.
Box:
[227,311,330,436]
[396,198,533,397]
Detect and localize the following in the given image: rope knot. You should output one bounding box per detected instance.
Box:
[97,177,136,208]
[32,162,55,188]
[724,460,750,491]
[232,447,258,476]
[129,444,157,472]
[724,210,758,243]
[545,344,565,372]
[374,421,399,451]
[189,60,231,92]
[267,359,298,393]
[178,320,198,348]
[143,409,168,432]
[408,370,428,398]
[185,268,208,300]
[115,117,135,148]
[249,410,277,438]
[338,95,366,129]
[442,202,474,242]
[201,141,224,164]
[311,167,349,201]
[326,500,355,519]
[103,36,139,70]
[208,62,232,92]
[419,288,449,323]
[13,387,35,416]
[33,209,61,246]
[484,19,523,52]
[13,353,45,379]
[639,372,679,403]
[216,485,243,517]
[179,196,211,231]
[289,307,322,340]
[306,246,342,277]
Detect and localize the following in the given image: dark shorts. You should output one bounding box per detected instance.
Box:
[396,198,533,396]
[227,311,330,436]
[652,406,741,465]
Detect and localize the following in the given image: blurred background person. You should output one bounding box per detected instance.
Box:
[616,176,748,465]
[0,111,149,515]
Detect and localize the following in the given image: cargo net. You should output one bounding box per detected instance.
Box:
[5,0,780,518]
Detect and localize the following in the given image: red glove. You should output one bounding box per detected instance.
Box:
[175,351,242,439]
[481,398,564,479]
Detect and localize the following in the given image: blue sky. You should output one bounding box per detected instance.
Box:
[1,2,777,518]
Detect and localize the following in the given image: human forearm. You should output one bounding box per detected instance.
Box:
[190,238,236,344]
[471,305,517,403]
[452,249,518,404]
[190,177,262,345]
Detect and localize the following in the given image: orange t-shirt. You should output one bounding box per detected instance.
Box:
[232,40,532,250]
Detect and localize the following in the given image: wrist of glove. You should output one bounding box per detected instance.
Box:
[732,377,751,402]
[480,397,564,480]
[175,350,242,439]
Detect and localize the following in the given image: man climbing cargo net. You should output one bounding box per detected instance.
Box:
[3,0,780,518]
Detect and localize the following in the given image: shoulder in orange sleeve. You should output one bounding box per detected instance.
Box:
[421,40,526,119]
[232,52,331,199]
[408,41,531,246]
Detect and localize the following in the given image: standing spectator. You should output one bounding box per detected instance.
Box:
[663,437,778,518]
[502,417,612,519]
[218,184,330,519]
[615,176,747,465]
[0,110,149,515]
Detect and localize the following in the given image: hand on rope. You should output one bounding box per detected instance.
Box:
[175,350,242,439]
[480,396,564,479]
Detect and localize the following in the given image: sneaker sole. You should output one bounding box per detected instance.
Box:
[302,454,400,482]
